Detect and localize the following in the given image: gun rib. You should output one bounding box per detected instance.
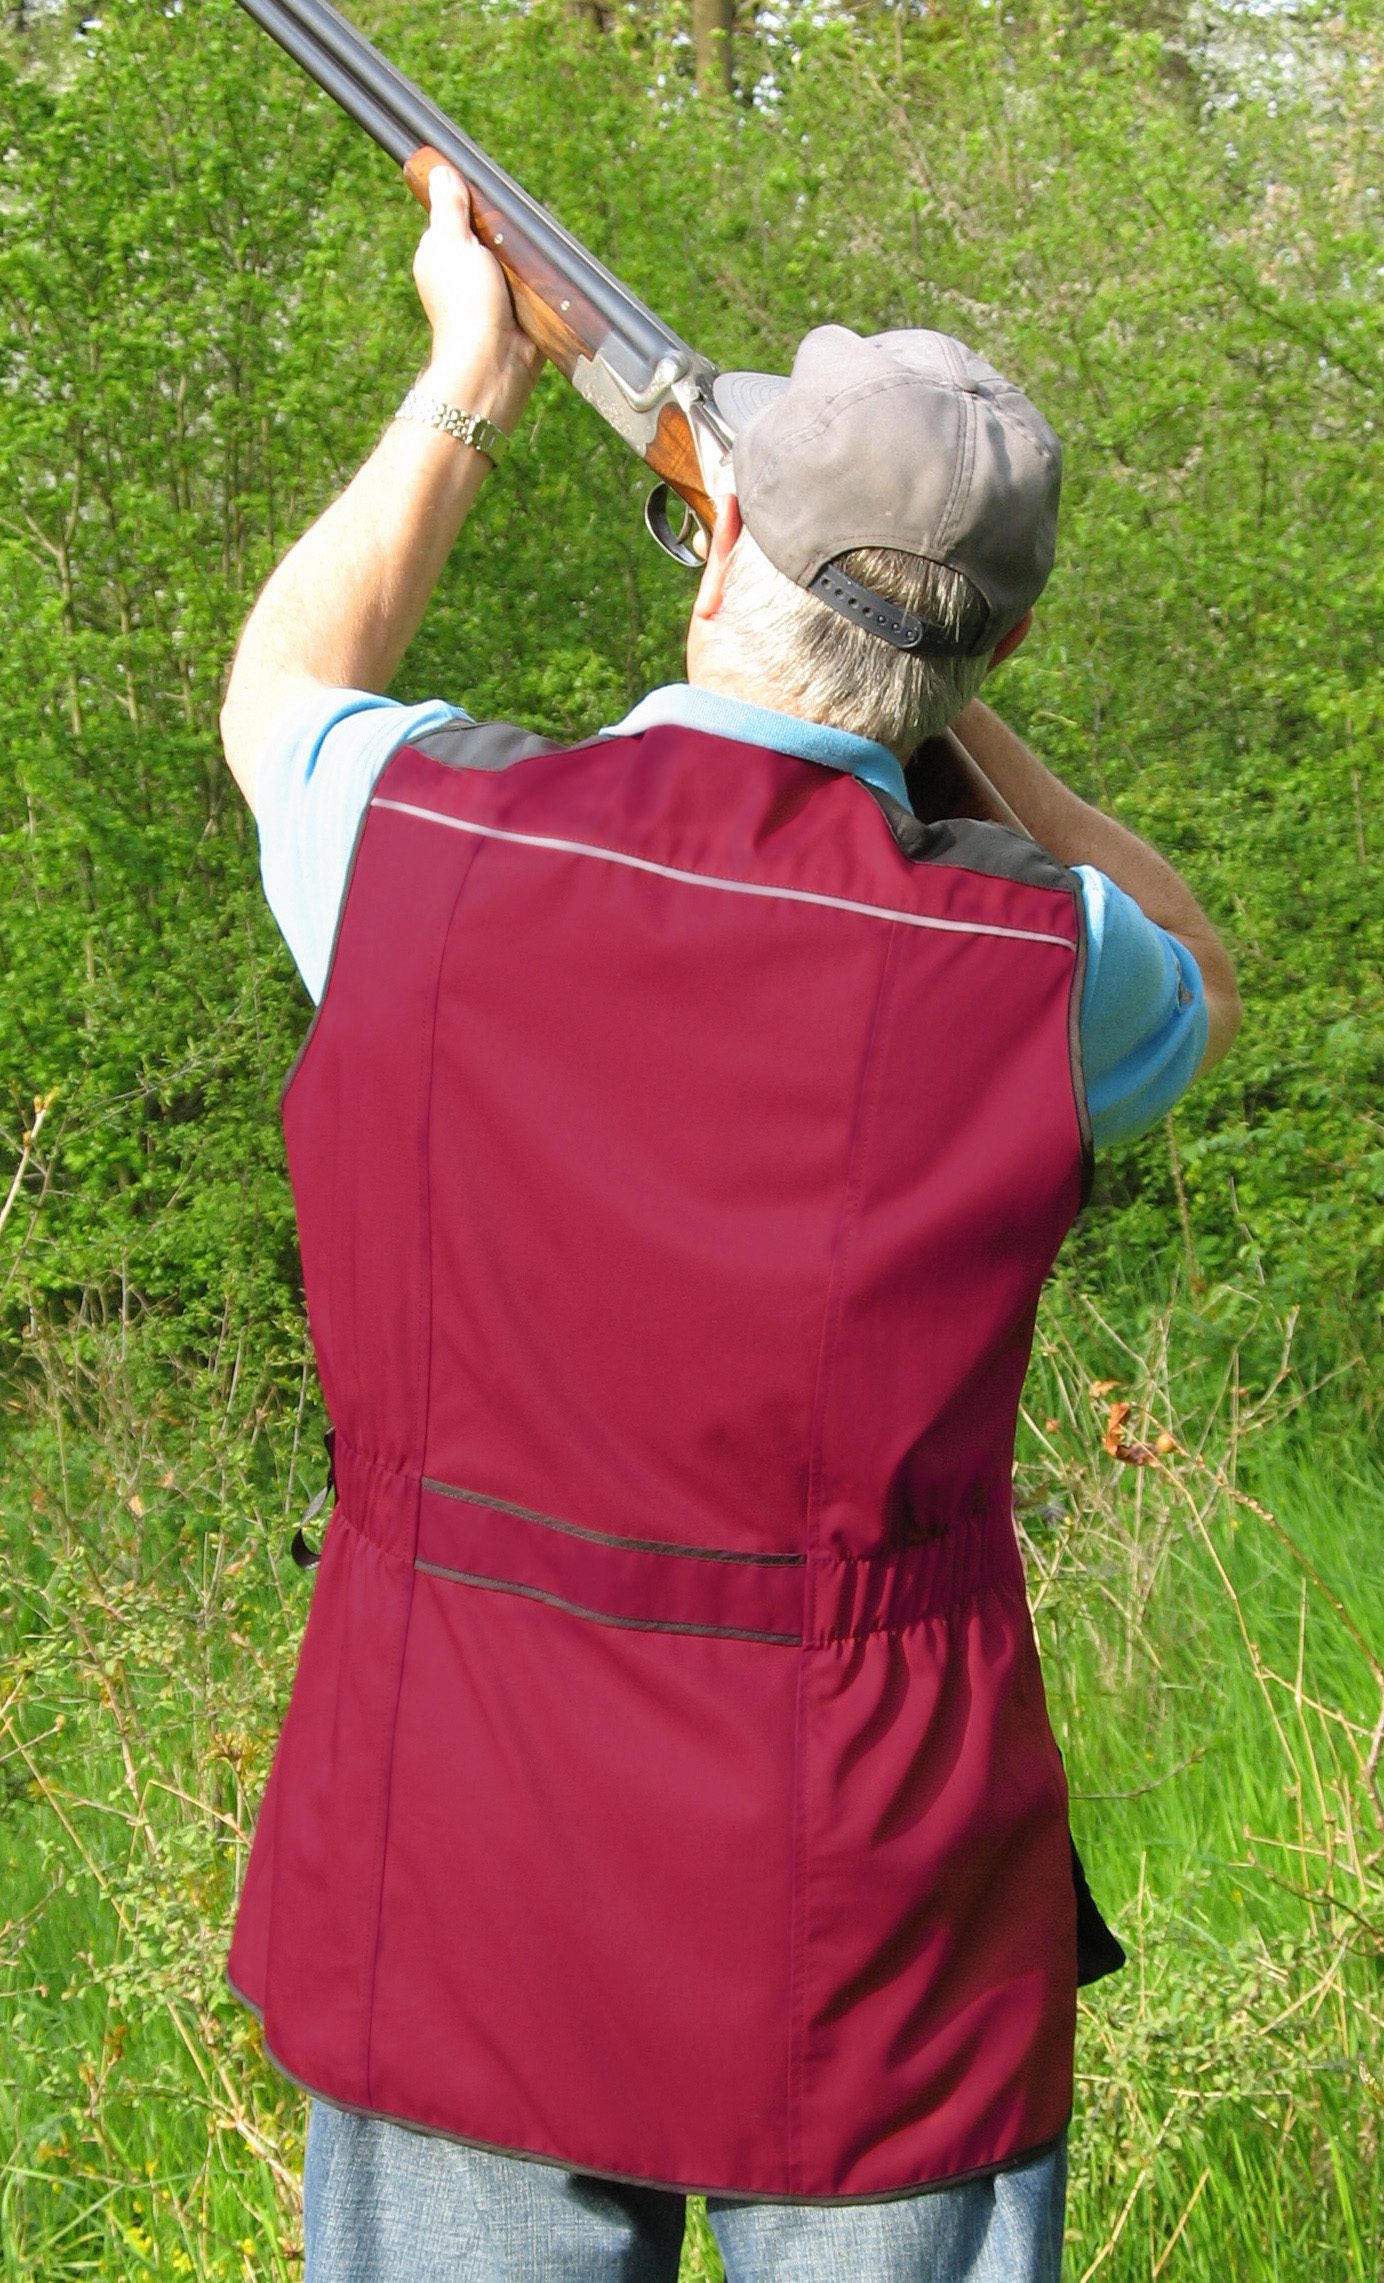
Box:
[236,0,416,164]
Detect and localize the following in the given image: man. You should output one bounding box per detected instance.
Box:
[221,168,1239,2283]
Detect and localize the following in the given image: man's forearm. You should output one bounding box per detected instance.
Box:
[220,167,542,813]
[219,408,490,810]
[953,698,1242,1070]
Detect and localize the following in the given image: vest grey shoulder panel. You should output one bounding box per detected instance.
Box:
[867,783,1076,894]
[411,720,562,773]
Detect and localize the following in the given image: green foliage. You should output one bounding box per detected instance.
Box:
[0,0,1381,2272]
[1022,1286,1383,2281]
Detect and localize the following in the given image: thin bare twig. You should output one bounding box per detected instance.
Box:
[0,1088,57,1244]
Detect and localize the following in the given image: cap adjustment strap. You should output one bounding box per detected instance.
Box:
[807,561,984,657]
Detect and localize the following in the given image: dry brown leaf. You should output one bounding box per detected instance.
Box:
[1101,1399,1132,1455]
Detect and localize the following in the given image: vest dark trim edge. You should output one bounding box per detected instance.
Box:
[867,781,1095,1204]
[225,1972,1070,2208]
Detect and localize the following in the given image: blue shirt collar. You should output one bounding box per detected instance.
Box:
[602,684,913,815]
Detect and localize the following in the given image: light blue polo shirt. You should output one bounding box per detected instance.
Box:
[255,684,1207,1152]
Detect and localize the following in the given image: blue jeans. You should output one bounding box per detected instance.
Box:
[303,2104,1066,2283]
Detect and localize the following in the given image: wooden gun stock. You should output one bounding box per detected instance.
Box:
[907,731,1026,832]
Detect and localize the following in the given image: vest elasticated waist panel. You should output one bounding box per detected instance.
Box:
[229,721,1092,2199]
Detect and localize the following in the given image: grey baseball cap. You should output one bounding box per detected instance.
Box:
[711,326,1062,657]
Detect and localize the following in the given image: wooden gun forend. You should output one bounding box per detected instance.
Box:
[401,144,607,396]
[402,147,714,532]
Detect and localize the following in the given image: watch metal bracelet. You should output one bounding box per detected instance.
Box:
[394,386,511,465]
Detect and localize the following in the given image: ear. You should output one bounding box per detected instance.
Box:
[690,490,742,631]
[987,609,1033,671]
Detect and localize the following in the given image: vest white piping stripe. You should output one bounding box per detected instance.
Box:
[372,799,1075,950]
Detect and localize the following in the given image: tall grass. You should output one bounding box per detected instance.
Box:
[1023,1289,1381,2281]
[0,1316,309,2279]
[0,1280,1379,2278]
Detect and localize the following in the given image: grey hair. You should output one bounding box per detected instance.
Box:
[704,529,994,755]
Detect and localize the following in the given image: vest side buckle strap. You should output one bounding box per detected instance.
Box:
[291,1428,337,1571]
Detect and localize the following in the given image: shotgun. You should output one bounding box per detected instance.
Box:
[230,0,1020,826]
[232,0,732,564]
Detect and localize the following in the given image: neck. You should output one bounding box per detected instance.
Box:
[685,652,777,710]
[687,658,910,763]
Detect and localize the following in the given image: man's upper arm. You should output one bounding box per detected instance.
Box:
[255,690,465,1002]
[1077,867,1210,1151]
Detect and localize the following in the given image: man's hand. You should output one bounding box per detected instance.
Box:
[220,167,543,812]
[413,167,542,430]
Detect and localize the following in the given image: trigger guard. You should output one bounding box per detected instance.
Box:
[644,483,703,569]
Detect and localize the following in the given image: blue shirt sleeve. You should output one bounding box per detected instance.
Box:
[1076,866,1208,1150]
[256,689,466,1002]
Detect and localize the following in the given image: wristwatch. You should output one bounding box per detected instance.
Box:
[394,386,511,466]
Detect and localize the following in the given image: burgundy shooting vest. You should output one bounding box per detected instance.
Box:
[229,718,1096,2200]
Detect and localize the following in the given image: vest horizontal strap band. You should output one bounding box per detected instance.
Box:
[369,797,1076,950]
[417,1475,805,1640]
[408,1467,1022,1647]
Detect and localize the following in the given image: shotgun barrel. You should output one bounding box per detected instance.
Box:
[233,0,727,541]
